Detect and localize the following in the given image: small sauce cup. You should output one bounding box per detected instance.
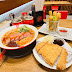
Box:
[58,28,68,36]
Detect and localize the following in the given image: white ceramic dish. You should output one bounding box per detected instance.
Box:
[38,23,72,41]
[0,24,38,50]
[58,28,68,36]
[33,36,72,70]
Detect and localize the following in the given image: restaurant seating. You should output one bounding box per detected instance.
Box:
[51,6,59,10]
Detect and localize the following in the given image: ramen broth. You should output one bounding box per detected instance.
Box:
[2,26,35,47]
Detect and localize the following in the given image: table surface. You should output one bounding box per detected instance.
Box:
[0,20,72,72]
[44,1,72,6]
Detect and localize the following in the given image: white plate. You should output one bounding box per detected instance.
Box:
[33,36,72,70]
[38,24,72,41]
[0,24,38,50]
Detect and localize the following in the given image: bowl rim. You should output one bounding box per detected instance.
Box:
[0,24,38,50]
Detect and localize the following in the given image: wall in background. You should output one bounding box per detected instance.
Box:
[45,0,72,15]
[0,0,32,15]
[0,1,34,22]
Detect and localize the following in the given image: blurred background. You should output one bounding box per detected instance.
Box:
[0,0,72,15]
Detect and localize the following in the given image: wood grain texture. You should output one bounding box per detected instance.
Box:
[0,0,31,15]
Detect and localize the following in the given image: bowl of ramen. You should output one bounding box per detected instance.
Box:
[0,24,38,50]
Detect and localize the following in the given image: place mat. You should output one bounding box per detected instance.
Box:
[38,23,72,41]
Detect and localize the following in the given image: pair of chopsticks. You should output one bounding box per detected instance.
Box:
[0,49,6,65]
[34,0,45,11]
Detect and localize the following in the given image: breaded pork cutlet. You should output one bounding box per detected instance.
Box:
[35,41,48,52]
[56,49,68,70]
[38,44,52,56]
[45,45,63,66]
[38,44,58,58]
[35,42,46,52]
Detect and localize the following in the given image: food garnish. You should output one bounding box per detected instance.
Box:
[19,25,31,33]
[42,35,54,44]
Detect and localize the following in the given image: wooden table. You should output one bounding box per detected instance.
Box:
[44,1,72,6]
[0,20,72,72]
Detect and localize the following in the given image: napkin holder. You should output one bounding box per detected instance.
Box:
[32,11,44,26]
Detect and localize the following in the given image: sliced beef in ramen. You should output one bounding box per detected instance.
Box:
[10,35,15,41]
[23,32,31,38]
[14,35,19,41]
[18,33,24,40]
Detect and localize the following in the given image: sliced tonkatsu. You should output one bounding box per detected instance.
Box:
[56,49,68,70]
[38,44,58,58]
[45,45,63,66]
[35,41,48,52]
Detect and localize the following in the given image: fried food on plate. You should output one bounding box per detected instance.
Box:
[35,41,48,52]
[45,45,63,66]
[35,39,68,69]
[56,49,68,70]
[38,44,52,56]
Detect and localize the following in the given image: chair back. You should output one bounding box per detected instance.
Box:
[55,11,68,19]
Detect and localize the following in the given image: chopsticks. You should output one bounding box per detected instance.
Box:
[0,49,6,61]
[0,49,6,66]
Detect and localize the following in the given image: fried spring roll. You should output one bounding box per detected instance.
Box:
[52,22,58,32]
[55,12,61,21]
[57,12,61,18]
[49,16,53,21]
[49,16,53,30]
[49,21,57,32]
[56,49,68,70]
[49,11,52,16]
[53,11,57,16]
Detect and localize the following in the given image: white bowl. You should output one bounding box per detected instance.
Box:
[0,24,38,50]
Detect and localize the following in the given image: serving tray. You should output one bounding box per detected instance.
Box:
[38,23,72,41]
